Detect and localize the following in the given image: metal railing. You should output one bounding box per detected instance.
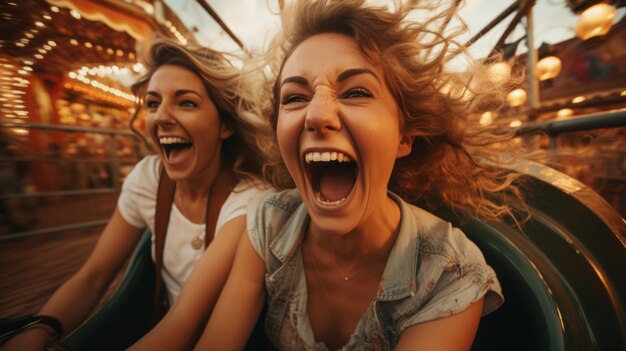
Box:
[0,121,141,241]
[516,110,626,149]
[515,109,626,219]
[2,111,624,240]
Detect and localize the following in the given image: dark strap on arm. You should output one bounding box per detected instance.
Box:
[203,169,236,247]
[151,167,235,325]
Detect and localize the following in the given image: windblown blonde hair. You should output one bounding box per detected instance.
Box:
[267,0,528,222]
[130,37,290,189]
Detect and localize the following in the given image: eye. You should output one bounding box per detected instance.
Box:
[281,94,309,105]
[342,87,372,99]
[179,100,197,108]
[146,100,160,110]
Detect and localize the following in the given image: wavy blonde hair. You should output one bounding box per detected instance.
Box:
[130,37,290,189]
[267,0,528,222]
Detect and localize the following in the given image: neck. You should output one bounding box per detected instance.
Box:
[174,161,230,225]
[176,162,223,200]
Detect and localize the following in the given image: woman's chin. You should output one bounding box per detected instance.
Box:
[305,188,363,236]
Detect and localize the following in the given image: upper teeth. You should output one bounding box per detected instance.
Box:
[159,137,189,145]
[305,151,352,163]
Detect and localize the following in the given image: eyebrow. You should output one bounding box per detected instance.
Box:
[337,68,380,83]
[280,67,381,89]
[145,89,202,98]
[279,76,308,89]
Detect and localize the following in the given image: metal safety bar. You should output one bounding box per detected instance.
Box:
[516,110,626,149]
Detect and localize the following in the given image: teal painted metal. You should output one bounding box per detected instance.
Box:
[464,218,566,350]
[463,163,626,351]
[61,162,626,350]
[62,232,154,351]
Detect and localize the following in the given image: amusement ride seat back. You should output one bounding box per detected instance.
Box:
[62,161,626,350]
[62,231,155,351]
[462,161,626,351]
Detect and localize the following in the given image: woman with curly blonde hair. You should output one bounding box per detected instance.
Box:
[1,37,288,351]
[192,0,527,350]
[146,0,526,349]
[189,0,519,350]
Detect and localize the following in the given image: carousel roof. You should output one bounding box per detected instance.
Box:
[0,0,146,76]
[0,0,195,112]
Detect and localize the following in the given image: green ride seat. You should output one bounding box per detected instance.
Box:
[62,231,155,351]
[61,162,626,350]
[61,232,267,350]
[460,161,626,351]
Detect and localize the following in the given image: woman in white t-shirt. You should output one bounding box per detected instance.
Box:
[2,38,290,351]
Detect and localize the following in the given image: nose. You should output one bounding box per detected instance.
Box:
[304,94,340,134]
[154,103,175,127]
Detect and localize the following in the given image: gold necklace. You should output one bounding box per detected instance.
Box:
[326,252,385,281]
[317,230,398,281]
[176,190,205,250]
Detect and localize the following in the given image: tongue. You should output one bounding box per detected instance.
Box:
[318,166,355,202]
[168,145,191,164]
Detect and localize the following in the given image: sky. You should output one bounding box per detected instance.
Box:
[164,0,625,66]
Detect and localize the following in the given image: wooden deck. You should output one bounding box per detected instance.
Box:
[0,226,115,317]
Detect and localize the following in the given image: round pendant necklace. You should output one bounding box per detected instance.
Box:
[190,235,203,250]
[176,191,205,250]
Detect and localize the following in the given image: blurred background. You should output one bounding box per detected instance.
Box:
[0,0,624,317]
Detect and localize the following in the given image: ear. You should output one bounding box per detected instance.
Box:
[396,135,414,158]
[219,122,234,140]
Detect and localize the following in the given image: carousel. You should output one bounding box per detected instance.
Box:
[0,0,194,235]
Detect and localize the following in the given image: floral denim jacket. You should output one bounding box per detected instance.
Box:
[248,189,503,350]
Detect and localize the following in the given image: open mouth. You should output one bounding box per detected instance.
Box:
[304,151,358,206]
[159,136,192,163]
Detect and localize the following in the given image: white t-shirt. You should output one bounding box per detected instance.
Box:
[118,155,274,303]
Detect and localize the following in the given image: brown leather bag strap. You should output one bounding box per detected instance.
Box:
[152,167,175,325]
[151,167,234,325]
[204,169,236,247]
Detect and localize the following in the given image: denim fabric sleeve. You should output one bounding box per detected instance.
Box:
[246,191,271,260]
[397,227,503,332]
